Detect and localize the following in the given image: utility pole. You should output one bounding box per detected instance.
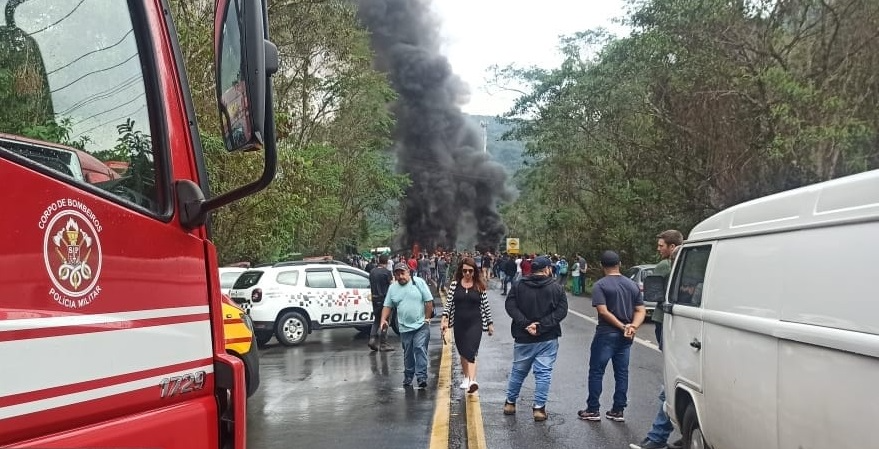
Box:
[480,120,487,153]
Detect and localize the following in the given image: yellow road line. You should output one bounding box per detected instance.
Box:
[465,390,488,449]
[429,338,452,449]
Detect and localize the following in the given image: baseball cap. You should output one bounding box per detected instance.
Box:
[393,262,410,272]
[600,250,620,267]
[531,256,552,272]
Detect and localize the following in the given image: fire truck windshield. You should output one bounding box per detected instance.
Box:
[0,0,158,211]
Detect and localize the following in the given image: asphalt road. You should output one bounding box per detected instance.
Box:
[245,281,679,449]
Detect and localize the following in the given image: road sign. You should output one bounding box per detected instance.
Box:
[506,238,520,254]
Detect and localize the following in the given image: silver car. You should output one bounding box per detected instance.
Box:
[625,264,657,317]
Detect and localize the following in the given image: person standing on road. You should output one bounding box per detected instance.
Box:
[503,256,568,422]
[381,262,434,388]
[578,250,645,423]
[501,253,517,295]
[630,230,684,449]
[571,258,581,295]
[441,257,494,393]
[436,255,448,294]
[557,256,569,287]
[650,229,682,349]
[577,254,588,296]
[367,254,395,352]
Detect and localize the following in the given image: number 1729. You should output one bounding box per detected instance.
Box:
[159,371,206,398]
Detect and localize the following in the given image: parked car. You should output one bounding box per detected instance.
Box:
[625,264,657,317]
[220,295,260,397]
[219,266,247,295]
[229,261,399,347]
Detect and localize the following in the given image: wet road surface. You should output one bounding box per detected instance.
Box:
[245,281,679,449]
[467,287,680,449]
[247,324,444,448]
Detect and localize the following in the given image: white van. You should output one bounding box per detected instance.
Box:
[649,169,879,449]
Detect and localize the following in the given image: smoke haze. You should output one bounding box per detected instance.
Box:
[353,0,512,252]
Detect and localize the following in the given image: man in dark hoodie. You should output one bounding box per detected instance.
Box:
[503,256,568,422]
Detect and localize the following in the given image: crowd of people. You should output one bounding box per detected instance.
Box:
[362,232,682,449]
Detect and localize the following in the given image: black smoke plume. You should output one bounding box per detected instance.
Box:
[353,0,512,253]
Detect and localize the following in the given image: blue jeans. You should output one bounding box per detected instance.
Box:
[586,331,632,411]
[502,273,514,294]
[505,339,559,408]
[646,387,674,444]
[400,323,430,382]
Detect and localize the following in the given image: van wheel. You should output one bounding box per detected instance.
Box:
[275,312,308,346]
[682,403,707,449]
[255,331,272,348]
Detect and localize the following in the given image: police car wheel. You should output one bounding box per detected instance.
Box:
[276,311,308,346]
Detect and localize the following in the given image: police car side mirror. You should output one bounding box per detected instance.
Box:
[644,275,666,304]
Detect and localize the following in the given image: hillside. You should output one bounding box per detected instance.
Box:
[465,114,527,175]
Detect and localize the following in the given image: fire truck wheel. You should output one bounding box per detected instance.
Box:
[275,311,308,346]
[255,331,272,348]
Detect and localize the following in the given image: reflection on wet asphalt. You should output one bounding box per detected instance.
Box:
[247,325,442,449]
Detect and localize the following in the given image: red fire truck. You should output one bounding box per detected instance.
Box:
[0,0,277,447]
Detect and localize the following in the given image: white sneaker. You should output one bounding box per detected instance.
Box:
[459,379,471,390]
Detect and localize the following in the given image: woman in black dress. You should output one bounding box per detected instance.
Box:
[440,256,494,393]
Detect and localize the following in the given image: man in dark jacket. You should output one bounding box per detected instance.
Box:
[501,254,518,295]
[503,256,568,422]
[368,254,395,352]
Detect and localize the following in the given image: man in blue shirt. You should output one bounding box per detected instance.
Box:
[381,262,434,388]
[577,251,645,423]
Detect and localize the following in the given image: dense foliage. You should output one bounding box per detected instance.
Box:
[171,0,408,264]
[496,0,879,266]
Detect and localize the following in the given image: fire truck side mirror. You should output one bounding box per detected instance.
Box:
[215,0,277,152]
[178,0,279,230]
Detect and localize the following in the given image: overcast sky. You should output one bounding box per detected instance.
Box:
[430,0,630,116]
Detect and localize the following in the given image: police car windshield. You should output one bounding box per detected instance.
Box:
[232,271,263,289]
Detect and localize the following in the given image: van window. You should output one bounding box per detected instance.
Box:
[305,270,336,288]
[276,270,299,286]
[233,271,263,289]
[338,270,369,289]
[669,246,711,307]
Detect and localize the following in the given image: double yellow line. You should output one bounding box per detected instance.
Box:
[429,336,487,449]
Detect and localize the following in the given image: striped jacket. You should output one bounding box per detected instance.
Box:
[442,281,493,331]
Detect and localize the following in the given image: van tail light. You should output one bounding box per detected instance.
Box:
[252,288,262,303]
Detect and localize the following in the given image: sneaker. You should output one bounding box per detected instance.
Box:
[503,401,516,415]
[459,379,471,390]
[467,381,479,394]
[367,337,378,351]
[403,378,413,387]
[605,409,625,422]
[629,438,667,449]
[532,406,547,422]
[417,379,427,389]
[577,410,601,421]
[667,439,683,449]
[379,343,396,352]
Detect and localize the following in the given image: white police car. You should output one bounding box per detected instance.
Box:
[229,261,398,346]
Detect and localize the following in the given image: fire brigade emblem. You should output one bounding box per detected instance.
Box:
[42,204,103,307]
